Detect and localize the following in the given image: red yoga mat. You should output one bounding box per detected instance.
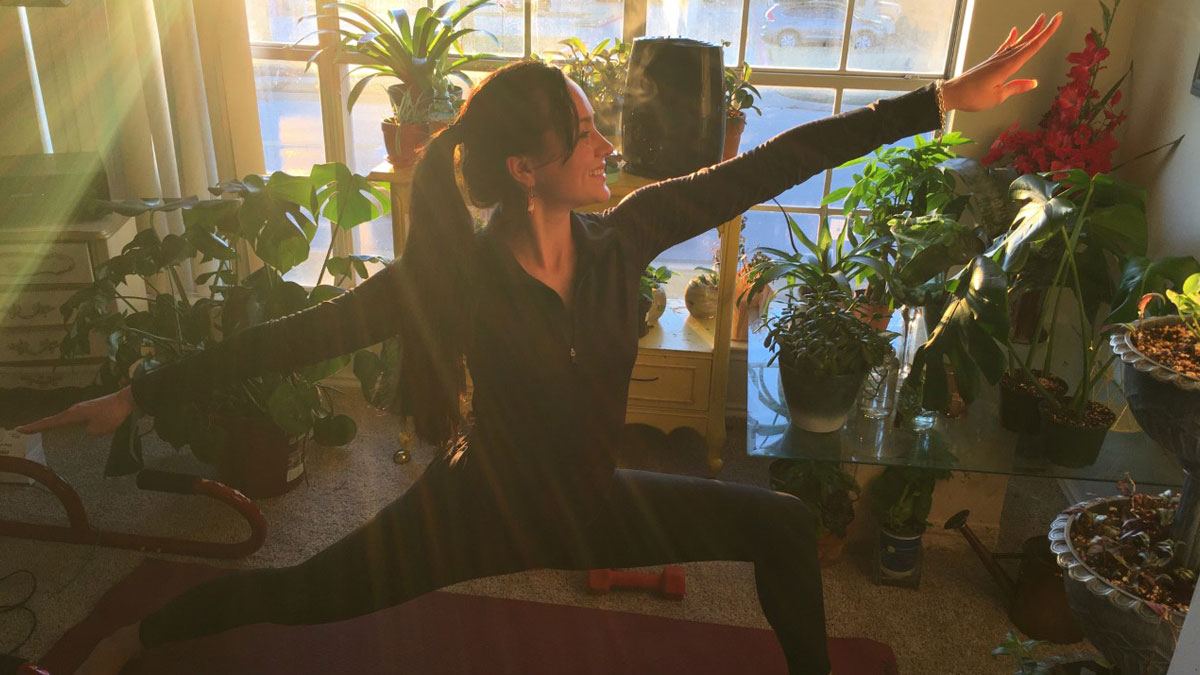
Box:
[41,559,898,674]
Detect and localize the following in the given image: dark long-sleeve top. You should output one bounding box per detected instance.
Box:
[131,84,940,517]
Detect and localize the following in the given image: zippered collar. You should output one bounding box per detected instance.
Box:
[477,205,618,290]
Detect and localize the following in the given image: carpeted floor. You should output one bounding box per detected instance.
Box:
[0,393,1095,674]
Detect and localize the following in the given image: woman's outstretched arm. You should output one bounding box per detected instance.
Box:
[18,258,412,434]
[605,12,1062,267]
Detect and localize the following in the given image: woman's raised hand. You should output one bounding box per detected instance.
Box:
[942,12,1063,113]
[16,385,136,436]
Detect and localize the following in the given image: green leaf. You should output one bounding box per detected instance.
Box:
[1108,255,1200,323]
[1002,175,1075,274]
[302,354,352,381]
[104,416,144,477]
[266,381,315,436]
[310,284,348,304]
[354,349,383,401]
[266,171,317,211]
[312,413,358,446]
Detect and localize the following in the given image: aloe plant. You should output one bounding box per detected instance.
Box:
[302,1,496,113]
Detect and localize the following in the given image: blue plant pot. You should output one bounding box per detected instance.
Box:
[879,528,922,579]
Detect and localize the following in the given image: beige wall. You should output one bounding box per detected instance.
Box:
[951,0,1198,258]
[0,10,45,156]
[950,0,1136,161]
[1113,0,1200,256]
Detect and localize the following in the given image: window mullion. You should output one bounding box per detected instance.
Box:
[624,0,647,43]
[837,0,855,71]
[524,0,532,57]
[316,0,354,273]
[736,0,749,64]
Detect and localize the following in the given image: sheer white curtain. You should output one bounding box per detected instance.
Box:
[21,0,265,288]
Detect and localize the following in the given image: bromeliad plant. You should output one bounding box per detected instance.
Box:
[744,205,890,316]
[305,1,496,115]
[60,163,392,476]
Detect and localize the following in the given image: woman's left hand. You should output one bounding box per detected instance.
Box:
[942,12,1063,113]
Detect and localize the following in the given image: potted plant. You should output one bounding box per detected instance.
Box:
[305,1,495,162]
[769,458,861,567]
[1112,269,1200,566]
[763,290,893,433]
[638,265,672,336]
[745,206,891,328]
[720,51,762,161]
[382,88,431,168]
[1049,479,1194,675]
[551,37,630,141]
[684,266,718,321]
[999,171,1145,463]
[868,460,952,579]
[59,163,391,497]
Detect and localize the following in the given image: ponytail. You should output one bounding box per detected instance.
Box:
[394,60,580,449]
[397,127,476,446]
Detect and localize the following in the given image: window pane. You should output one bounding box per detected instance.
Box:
[845,0,956,74]
[254,59,324,174]
[246,0,317,46]
[464,0,525,56]
[742,208,819,262]
[827,88,919,207]
[737,87,835,207]
[745,0,847,69]
[532,1,622,57]
[646,0,743,65]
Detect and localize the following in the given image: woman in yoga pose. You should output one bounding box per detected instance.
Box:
[22,12,1059,674]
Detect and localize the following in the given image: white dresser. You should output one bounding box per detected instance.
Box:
[0,215,138,389]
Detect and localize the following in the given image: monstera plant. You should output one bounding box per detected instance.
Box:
[60,163,394,479]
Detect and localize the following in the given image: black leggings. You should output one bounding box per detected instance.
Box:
[140,459,830,674]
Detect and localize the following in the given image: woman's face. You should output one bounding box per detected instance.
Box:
[528,78,615,211]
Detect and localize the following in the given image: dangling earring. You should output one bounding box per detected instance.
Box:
[526,185,536,217]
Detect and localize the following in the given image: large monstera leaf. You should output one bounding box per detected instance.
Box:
[999,174,1075,275]
[900,256,1009,414]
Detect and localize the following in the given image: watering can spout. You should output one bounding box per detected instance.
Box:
[944,509,1015,601]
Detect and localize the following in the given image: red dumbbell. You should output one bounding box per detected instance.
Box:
[587,566,686,600]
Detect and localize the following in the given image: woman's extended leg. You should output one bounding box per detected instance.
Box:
[136,456,543,648]
[575,469,830,675]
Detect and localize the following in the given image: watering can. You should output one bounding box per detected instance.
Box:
[945,510,1084,644]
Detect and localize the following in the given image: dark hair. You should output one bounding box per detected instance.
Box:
[398,60,580,447]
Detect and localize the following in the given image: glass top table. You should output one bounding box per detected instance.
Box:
[746,332,1185,487]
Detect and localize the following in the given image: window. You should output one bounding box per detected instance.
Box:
[243,0,966,287]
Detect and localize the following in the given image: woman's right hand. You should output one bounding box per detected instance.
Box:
[16,385,136,436]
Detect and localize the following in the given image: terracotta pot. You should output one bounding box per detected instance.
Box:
[817,527,851,568]
[733,274,772,339]
[722,113,746,161]
[211,415,305,499]
[854,301,892,331]
[383,119,431,168]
